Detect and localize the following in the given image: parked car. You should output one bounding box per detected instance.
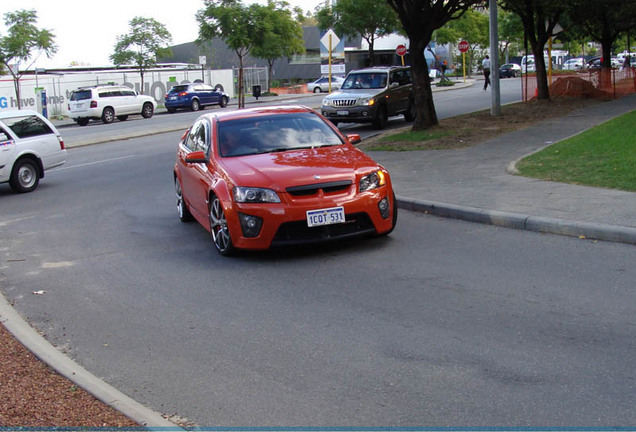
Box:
[68,84,156,126]
[306,76,345,93]
[321,66,415,129]
[499,63,522,78]
[164,83,229,112]
[0,110,66,193]
[174,105,397,255]
[562,58,584,71]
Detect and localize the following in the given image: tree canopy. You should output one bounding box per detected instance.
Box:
[316,0,400,67]
[0,9,57,109]
[110,17,172,94]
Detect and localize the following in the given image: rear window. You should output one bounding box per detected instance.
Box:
[70,90,92,101]
[169,85,189,93]
[3,115,54,139]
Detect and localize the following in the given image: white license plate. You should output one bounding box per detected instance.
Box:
[306,206,345,227]
[170,96,177,100]
[337,110,349,116]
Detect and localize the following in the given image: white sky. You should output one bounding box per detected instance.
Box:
[0,0,323,69]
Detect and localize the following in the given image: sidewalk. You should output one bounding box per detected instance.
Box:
[377,93,636,245]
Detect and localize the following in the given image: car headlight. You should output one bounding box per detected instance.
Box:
[359,170,386,192]
[360,98,376,107]
[234,187,281,203]
[322,98,332,107]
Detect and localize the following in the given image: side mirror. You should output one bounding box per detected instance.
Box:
[185,150,208,164]
[389,82,400,89]
[346,133,361,145]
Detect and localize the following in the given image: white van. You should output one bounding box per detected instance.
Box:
[521,54,553,73]
[0,110,66,193]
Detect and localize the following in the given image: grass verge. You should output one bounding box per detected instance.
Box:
[516,110,636,192]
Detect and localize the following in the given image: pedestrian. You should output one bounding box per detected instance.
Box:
[482,55,491,90]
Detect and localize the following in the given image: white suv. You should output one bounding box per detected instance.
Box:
[0,110,66,193]
[68,84,156,126]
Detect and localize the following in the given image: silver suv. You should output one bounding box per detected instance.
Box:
[321,66,415,129]
[68,84,156,126]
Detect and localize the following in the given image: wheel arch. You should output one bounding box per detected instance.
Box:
[14,153,44,178]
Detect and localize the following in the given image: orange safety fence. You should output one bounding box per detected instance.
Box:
[521,67,636,101]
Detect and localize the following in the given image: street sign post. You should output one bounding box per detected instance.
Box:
[458,40,470,82]
[396,44,407,66]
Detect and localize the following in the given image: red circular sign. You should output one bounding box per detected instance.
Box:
[396,44,407,56]
[458,40,470,53]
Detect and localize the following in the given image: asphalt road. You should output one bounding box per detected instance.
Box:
[2,80,635,426]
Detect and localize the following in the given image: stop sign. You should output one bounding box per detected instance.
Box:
[396,44,407,56]
[458,40,470,53]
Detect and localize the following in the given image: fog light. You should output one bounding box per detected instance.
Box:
[378,197,390,219]
[238,213,263,238]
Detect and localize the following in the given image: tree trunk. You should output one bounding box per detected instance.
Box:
[238,55,245,109]
[410,39,438,130]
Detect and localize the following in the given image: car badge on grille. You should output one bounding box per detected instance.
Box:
[314,175,321,179]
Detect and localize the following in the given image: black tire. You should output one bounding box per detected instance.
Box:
[404,99,417,122]
[191,99,200,111]
[373,105,388,129]
[166,106,177,113]
[175,177,194,222]
[209,195,235,256]
[77,118,89,126]
[101,107,115,124]
[117,115,129,121]
[313,87,322,93]
[142,102,154,118]
[9,158,40,193]
[219,96,228,108]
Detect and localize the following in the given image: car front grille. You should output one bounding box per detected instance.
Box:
[331,99,357,107]
[286,180,352,197]
[272,212,375,246]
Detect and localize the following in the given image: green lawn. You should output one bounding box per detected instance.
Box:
[516,110,636,192]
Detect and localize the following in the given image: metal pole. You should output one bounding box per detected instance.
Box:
[489,0,501,116]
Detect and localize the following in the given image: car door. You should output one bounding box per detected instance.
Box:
[201,84,217,106]
[120,88,138,114]
[177,118,212,222]
[387,70,410,115]
[0,125,16,183]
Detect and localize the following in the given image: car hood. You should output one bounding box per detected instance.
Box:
[219,144,382,191]
[323,89,382,100]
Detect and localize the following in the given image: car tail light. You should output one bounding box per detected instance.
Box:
[90,100,98,108]
[179,92,188,97]
[58,136,65,150]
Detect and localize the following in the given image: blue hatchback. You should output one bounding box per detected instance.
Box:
[165,83,229,112]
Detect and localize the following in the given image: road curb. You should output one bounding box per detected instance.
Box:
[397,195,636,245]
[0,294,183,429]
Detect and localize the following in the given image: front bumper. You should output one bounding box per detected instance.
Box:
[225,186,395,250]
[321,105,378,123]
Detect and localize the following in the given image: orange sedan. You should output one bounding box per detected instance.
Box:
[174,106,397,255]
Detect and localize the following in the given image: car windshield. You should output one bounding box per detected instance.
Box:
[217,112,344,157]
[70,90,92,101]
[341,72,387,90]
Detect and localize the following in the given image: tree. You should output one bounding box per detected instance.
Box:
[501,0,566,100]
[0,9,57,109]
[498,9,524,63]
[251,0,305,92]
[110,17,172,95]
[316,0,400,67]
[386,0,486,130]
[435,8,489,76]
[566,0,636,69]
[197,0,264,108]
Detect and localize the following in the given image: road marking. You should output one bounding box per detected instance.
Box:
[52,155,136,172]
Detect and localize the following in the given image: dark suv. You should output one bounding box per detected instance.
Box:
[320,66,415,129]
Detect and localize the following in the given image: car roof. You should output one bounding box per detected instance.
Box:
[0,109,42,120]
[349,66,408,74]
[199,105,315,123]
